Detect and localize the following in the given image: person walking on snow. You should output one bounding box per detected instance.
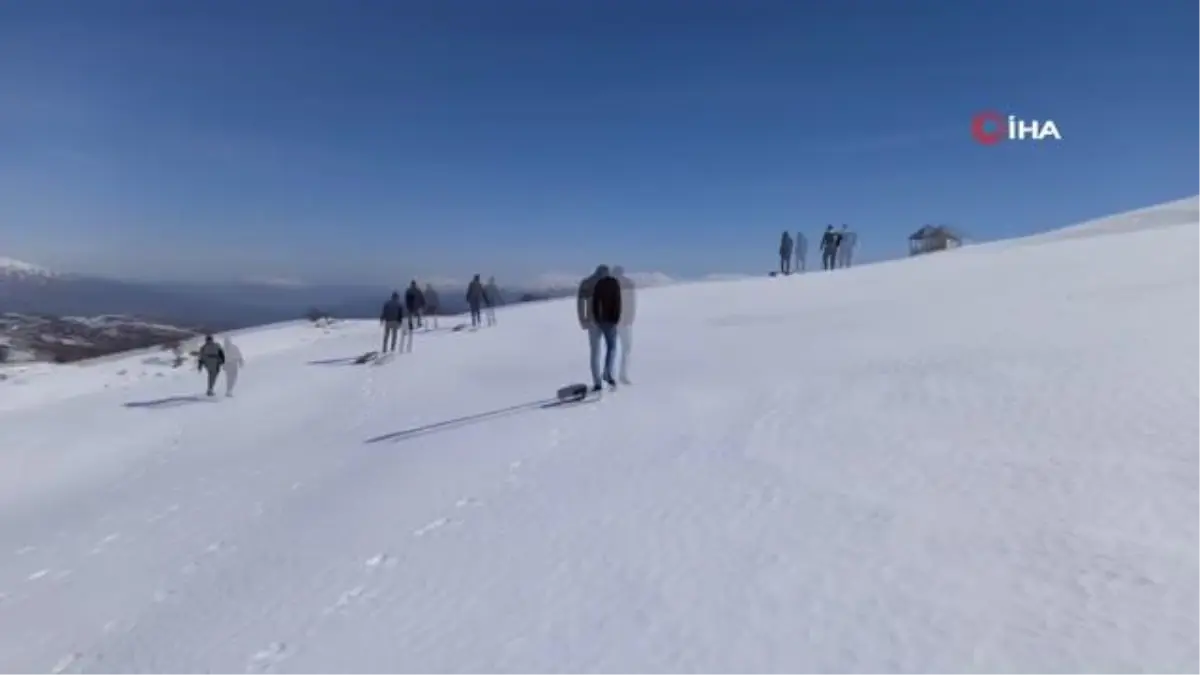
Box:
[222,336,245,397]
[483,276,501,327]
[466,275,485,328]
[837,224,857,268]
[778,231,793,275]
[794,231,808,272]
[612,265,636,385]
[405,280,426,331]
[196,334,225,397]
[820,225,839,271]
[589,267,623,391]
[422,283,440,330]
[379,291,405,353]
[577,265,621,392]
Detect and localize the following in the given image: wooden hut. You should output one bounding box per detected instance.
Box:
[908,225,963,256]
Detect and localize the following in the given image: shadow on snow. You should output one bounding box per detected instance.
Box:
[365,396,596,444]
[124,395,216,409]
[306,356,365,366]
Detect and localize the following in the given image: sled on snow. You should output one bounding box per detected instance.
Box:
[555,383,591,403]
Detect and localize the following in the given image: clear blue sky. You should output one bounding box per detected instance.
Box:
[1,0,1196,284]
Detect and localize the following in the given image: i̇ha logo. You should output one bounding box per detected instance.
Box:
[971,110,1062,145]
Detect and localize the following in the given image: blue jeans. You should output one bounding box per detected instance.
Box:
[588,323,618,385]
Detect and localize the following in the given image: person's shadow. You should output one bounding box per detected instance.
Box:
[365,396,596,444]
[124,395,215,409]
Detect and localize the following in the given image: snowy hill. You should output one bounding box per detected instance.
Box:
[0,200,1196,672]
[0,256,56,283]
[992,195,1200,248]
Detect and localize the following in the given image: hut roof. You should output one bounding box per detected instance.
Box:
[908,225,963,241]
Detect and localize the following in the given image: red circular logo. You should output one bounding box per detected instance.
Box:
[971,111,1006,145]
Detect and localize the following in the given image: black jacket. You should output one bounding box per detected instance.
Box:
[380,298,405,322]
[821,231,839,251]
[405,287,425,311]
[590,275,622,325]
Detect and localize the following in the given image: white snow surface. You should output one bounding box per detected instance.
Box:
[0,201,1197,672]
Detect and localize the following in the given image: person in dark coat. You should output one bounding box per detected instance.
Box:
[466,275,485,328]
[820,225,840,271]
[483,276,502,327]
[423,283,440,330]
[380,291,405,353]
[405,280,426,330]
[196,334,226,397]
[779,231,794,275]
[588,266,622,391]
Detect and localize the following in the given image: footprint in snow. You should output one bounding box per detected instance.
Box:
[323,585,368,615]
[365,553,398,569]
[16,546,35,555]
[27,569,50,581]
[89,533,121,554]
[455,497,482,508]
[247,642,290,672]
[413,518,451,537]
[50,648,97,667]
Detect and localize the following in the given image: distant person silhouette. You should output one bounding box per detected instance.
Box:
[794,231,808,272]
[779,231,794,275]
[222,336,245,397]
[379,291,404,353]
[466,275,485,328]
[405,280,426,330]
[820,225,839,271]
[423,283,440,329]
[196,334,225,397]
[483,276,501,327]
[837,224,857,268]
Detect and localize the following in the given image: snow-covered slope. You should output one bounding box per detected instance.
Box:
[999,195,1200,247]
[0,256,55,280]
[0,202,1196,672]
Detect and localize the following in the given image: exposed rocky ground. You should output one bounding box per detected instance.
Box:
[0,313,200,364]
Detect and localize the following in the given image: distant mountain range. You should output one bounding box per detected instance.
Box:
[0,258,735,332]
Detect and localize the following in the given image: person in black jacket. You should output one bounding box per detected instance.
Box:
[820,225,840,271]
[466,275,485,328]
[380,291,405,353]
[588,265,622,391]
[405,280,426,330]
[196,334,225,397]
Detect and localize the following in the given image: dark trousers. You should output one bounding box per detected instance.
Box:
[204,365,221,394]
[780,255,791,275]
[822,250,836,270]
[382,321,400,352]
[469,304,482,327]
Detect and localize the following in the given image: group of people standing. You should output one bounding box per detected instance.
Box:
[778,225,858,275]
[576,265,635,392]
[378,275,504,354]
[377,267,634,393]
